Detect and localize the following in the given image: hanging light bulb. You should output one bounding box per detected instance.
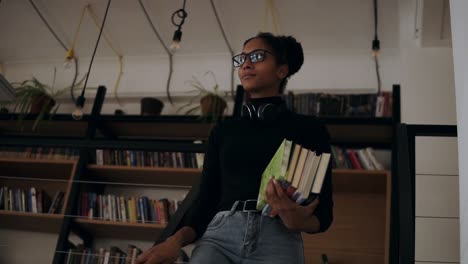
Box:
[170,29,182,52]
[72,95,85,120]
[170,0,187,53]
[64,49,75,69]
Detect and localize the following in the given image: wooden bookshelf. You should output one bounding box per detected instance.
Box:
[333,169,390,193]
[86,165,387,192]
[74,218,166,241]
[303,170,391,264]
[0,116,88,138]
[0,210,64,233]
[86,165,201,187]
[303,193,389,264]
[96,116,215,140]
[0,85,400,264]
[328,124,393,145]
[0,158,77,180]
[0,157,77,231]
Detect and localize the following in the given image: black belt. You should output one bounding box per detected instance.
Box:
[230,199,260,213]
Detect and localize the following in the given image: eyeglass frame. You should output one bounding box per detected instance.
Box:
[232,49,275,68]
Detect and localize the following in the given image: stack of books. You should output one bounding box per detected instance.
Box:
[256,139,331,214]
[77,192,181,224]
[95,149,204,169]
[0,186,64,214]
[331,145,384,170]
[0,146,79,160]
[65,244,142,264]
[286,91,392,117]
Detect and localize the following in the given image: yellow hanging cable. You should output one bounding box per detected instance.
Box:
[67,5,87,60]
[263,0,280,34]
[87,4,124,107]
[263,0,269,32]
[270,0,280,34]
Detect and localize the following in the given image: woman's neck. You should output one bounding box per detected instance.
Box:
[249,87,280,99]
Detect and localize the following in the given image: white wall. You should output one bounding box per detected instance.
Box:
[449,0,468,263]
[398,0,456,125]
[0,230,58,263]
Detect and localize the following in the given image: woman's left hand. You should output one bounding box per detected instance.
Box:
[264,177,319,232]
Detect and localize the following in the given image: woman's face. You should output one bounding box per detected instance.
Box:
[238,38,287,96]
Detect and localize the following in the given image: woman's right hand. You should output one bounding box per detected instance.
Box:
[135,236,182,264]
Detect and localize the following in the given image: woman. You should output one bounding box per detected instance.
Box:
[137,32,333,264]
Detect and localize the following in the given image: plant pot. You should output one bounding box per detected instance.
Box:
[30,94,56,114]
[141,97,164,116]
[200,94,227,117]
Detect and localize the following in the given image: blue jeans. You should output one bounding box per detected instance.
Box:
[189,202,304,264]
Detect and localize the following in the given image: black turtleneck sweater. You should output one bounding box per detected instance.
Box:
[183,96,333,240]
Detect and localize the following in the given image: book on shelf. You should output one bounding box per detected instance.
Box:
[289,91,393,117]
[66,244,142,264]
[256,139,331,215]
[0,146,79,160]
[77,192,181,225]
[331,145,385,170]
[94,149,205,169]
[0,186,64,214]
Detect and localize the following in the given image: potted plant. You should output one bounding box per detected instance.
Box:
[177,71,227,122]
[9,73,85,131]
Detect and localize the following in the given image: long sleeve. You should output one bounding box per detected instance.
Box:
[297,117,334,233]
[182,122,223,240]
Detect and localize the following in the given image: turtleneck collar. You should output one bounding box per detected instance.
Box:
[247,95,284,108]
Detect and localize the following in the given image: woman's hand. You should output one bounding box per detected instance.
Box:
[264,177,320,232]
[135,236,182,264]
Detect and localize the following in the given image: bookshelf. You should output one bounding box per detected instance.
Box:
[74,218,166,241]
[0,157,77,233]
[0,85,400,264]
[86,165,201,188]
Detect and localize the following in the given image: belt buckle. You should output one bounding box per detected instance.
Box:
[242,199,258,213]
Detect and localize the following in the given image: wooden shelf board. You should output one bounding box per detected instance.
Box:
[302,192,388,264]
[332,169,390,193]
[327,124,393,144]
[86,165,201,187]
[0,119,88,138]
[0,157,77,165]
[0,210,63,233]
[100,122,213,140]
[74,218,165,241]
[0,158,76,180]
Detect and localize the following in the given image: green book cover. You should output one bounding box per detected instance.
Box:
[256,139,291,210]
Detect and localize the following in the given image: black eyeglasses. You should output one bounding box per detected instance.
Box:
[232,49,274,68]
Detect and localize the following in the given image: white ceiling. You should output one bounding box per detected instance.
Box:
[0,0,400,62]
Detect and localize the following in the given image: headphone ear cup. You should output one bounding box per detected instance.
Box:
[257,104,265,120]
[258,103,275,121]
[242,103,256,120]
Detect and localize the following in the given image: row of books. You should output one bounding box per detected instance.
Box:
[257,139,331,213]
[77,192,181,224]
[284,91,392,117]
[65,244,142,264]
[331,146,384,170]
[0,146,79,160]
[95,149,205,168]
[0,186,64,214]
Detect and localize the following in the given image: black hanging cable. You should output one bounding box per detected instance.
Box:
[170,0,188,53]
[28,0,80,104]
[372,0,381,94]
[138,0,175,105]
[80,0,112,98]
[172,0,188,31]
[28,0,67,50]
[210,0,235,100]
